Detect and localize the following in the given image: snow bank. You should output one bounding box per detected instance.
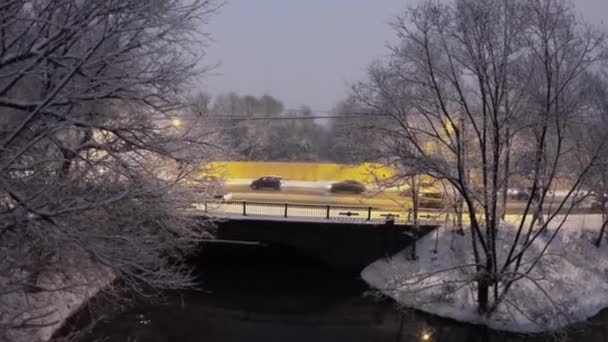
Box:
[362,214,608,333]
[1,261,114,342]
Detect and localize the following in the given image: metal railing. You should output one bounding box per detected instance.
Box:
[196,200,445,224]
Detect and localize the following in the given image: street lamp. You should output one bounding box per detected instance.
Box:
[171,118,182,128]
[420,330,432,341]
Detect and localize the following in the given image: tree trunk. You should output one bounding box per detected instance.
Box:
[455,197,464,234]
[595,216,608,247]
[410,177,419,260]
[477,256,494,314]
[501,132,511,220]
[477,278,490,314]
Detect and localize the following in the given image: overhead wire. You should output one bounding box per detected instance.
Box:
[187,112,391,121]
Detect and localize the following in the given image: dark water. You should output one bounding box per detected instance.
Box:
[76,243,608,342]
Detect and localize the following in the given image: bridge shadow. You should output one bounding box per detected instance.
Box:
[198,218,438,271]
[182,218,437,320]
[188,242,369,316]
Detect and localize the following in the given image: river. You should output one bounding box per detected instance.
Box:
[75,242,608,342]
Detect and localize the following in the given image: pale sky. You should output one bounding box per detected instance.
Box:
[201,0,607,111]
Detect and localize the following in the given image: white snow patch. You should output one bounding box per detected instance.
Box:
[1,260,114,342]
[362,214,608,333]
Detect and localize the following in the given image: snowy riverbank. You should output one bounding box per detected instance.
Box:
[1,261,114,342]
[362,215,608,333]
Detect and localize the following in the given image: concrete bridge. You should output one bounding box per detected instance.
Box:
[192,161,598,269]
[196,200,443,223]
[193,161,441,269]
[197,201,438,270]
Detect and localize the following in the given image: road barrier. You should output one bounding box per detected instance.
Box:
[196,200,446,224]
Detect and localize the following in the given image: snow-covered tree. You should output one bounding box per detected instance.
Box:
[574,72,608,246]
[354,0,608,315]
[0,0,221,340]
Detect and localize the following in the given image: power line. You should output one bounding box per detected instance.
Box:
[284,108,336,114]
[190,113,391,121]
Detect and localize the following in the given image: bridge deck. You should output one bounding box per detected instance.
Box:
[194,199,598,227]
[205,213,416,225]
[194,200,444,225]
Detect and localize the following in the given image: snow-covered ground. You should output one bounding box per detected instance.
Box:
[1,261,114,342]
[362,214,608,333]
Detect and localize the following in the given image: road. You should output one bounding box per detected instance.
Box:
[225,184,411,209]
[223,184,582,214]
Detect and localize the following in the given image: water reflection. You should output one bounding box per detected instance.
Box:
[78,243,608,342]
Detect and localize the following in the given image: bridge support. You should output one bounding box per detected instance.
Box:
[211,217,437,270]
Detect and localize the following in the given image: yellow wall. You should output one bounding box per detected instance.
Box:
[203,161,395,184]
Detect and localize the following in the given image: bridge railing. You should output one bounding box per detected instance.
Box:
[196,200,446,224]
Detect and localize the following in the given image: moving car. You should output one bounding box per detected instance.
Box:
[329,180,366,194]
[590,191,608,210]
[507,187,531,201]
[250,176,283,190]
[591,201,605,210]
[419,191,445,209]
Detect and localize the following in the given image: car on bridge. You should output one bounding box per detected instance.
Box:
[329,180,366,194]
[507,187,531,201]
[419,191,446,209]
[590,191,608,210]
[250,176,283,190]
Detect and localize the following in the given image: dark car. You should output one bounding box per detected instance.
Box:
[329,180,366,194]
[419,191,446,209]
[250,176,283,190]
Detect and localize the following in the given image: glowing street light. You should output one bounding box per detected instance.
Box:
[171,118,182,128]
[420,330,432,341]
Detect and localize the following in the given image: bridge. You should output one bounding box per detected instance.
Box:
[196,203,438,269]
[196,200,443,224]
[198,161,443,220]
[191,162,444,269]
[192,161,589,269]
